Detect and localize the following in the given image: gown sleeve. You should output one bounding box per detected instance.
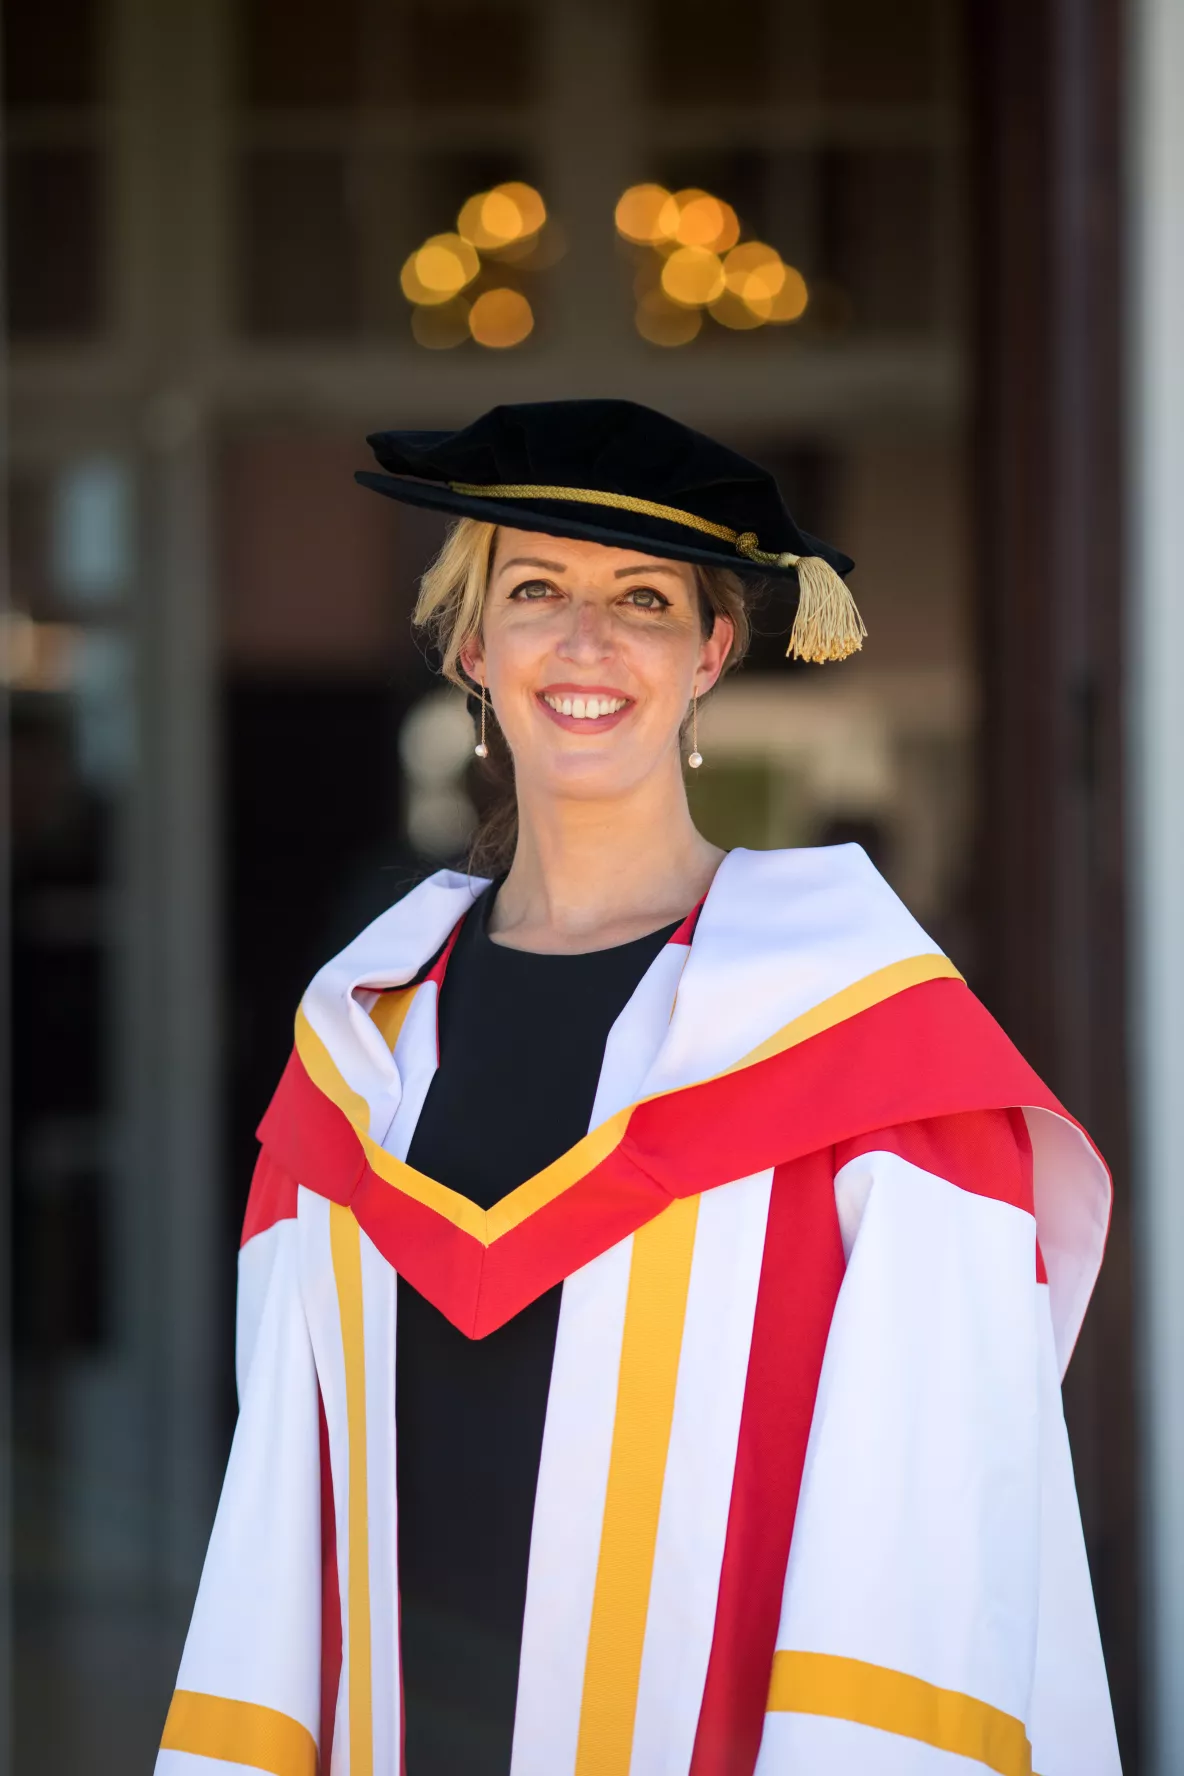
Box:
[753,1109,1121,1775]
[156,1164,323,1775]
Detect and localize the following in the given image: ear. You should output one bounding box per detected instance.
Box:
[458,634,486,684]
[693,613,735,697]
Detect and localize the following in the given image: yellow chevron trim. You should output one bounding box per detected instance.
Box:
[297,952,963,1248]
[721,953,962,1074]
[296,1011,487,1242]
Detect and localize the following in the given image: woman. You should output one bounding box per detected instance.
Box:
[158,401,1119,1776]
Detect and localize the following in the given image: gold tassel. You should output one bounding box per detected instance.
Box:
[734,532,866,663]
[785,554,867,663]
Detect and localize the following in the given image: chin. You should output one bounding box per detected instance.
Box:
[539,762,638,802]
[530,745,670,805]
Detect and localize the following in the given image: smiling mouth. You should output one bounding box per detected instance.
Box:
[541,691,630,719]
[535,688,634,734]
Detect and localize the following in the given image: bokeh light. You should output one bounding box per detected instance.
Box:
[764,265,809,322]
[723,241,786,300]
[406,185,551,348]
[458,182,547,251]
[615,183,676,245]
[469,287,534,348]
[400,233,480,305]
[617,182,805,343]
[411,298,471,349]
[635,289,702,346]
[499,181,546,237]
[672,190,740,253]
[458,189,518,249]
[661,246,726,307]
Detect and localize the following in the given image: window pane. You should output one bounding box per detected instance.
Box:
[236,150,361,337]
[407,1,536,108]
[643,0,774,105]
[5,148,105,338]
[3,0,102,108]
[239,0,362,107]
[820,0,938,105]
[820,148,938,332]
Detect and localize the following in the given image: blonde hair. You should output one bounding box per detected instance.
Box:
[413,518,501,689]
[412,516,756,871]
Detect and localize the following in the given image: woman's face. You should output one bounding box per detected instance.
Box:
[459,527,734,805]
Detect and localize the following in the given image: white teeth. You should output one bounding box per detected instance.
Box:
[543,693,628,719]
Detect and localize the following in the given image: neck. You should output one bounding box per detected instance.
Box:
[489,757,724,953]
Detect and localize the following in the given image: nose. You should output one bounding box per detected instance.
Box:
[556,595,614,664]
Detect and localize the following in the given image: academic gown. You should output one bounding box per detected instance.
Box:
[157,843,1121,1776]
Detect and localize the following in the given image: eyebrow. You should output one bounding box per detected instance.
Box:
[613,562,683,579]
[496,556,569,575]
[495,554,686,581]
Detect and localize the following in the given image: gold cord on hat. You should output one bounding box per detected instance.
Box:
[448,481,866,663]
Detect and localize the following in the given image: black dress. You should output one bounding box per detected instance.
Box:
[397,886,680,1774]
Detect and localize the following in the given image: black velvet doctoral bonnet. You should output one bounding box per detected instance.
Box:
[357,398,851,578]
[356,399,866,661]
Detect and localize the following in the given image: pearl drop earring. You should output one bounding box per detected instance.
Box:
[688,692,703,769]
[474,681,489,759]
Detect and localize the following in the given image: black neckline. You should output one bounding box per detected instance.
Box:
[472,880,682,964]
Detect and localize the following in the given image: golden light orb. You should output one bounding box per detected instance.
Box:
[400,256,437,306]
[401,233,480,305]
[481,188,524,244]
[469,287,534,348]
[670,188,714,245]
[654,192,684,243]
[660,245,726,308]
[708,200,740,253]
[764,265,809,322]
[723,241,786,300]
[457,185,546,251]
[635,289,702,346]
[496,181,546,237]
[614,183,675,245]
[457,192,500,250]
[673,191,740,253]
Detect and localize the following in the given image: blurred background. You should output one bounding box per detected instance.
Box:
[3,0,1183,1771]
